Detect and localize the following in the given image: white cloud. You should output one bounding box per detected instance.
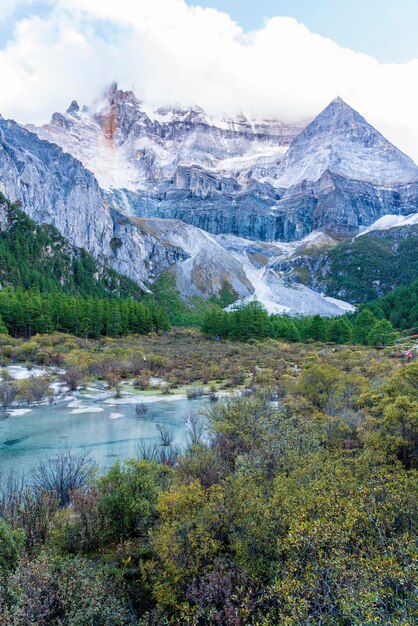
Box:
[0,0,36,20]
[1,0,418,162]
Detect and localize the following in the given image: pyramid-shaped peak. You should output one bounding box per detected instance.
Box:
[274,98,418,188]
[316,97,363,124]
[330,96,348,106]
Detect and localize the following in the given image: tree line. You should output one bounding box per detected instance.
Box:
[0,287,405,345]
[201,301,399,346]
[0,289,170,338]
[366,279,418,332]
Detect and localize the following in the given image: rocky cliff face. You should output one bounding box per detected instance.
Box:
[2,86,418,316]
[31,88,418,241]
[0,117,110,257]
[0,116,186,289]
[0,195,147,298]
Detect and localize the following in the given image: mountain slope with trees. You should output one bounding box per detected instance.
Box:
[321,227,418,302]
[277,225,418,304]
[0,195,173,337]
[0,194,143,299]
[366,279,418,332]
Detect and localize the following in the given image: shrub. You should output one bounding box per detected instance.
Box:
[0,519,24,579]
[187,386,204,400]
[60,366,86,391]
[135,402,148,418]
[2,555,131,625]
[18,376,53,405]
[31,449,96,507]
[0,381,18,410]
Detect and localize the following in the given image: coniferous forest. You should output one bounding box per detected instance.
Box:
[0,289,170,338]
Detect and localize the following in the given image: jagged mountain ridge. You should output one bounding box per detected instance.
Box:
[31,87,418,241]
[0,114,352,316]
[1,86,418,316]
[31,83,302,193]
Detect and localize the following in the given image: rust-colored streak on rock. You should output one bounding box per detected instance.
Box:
[101,103,117,144]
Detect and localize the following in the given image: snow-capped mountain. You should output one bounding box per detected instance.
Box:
[272,97,418,188]
[0,84,417,315]
[261,97,418,239]
[30,86,418,242]
[0,112,350,316]
[31,83,302,193]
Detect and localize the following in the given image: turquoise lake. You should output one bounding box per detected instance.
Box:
[0,394,207,476]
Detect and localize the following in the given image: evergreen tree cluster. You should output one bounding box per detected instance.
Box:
[0,195,143,299]
[366,279,418,332]
[0,195,172,338]
[201,301,398,346]
[321,231,418,302]
[0,289,169,338]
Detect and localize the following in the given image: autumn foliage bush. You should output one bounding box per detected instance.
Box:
[0,340,416,624]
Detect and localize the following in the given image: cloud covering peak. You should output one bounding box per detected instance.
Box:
[1,0,418,161]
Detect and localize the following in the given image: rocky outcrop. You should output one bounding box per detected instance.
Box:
[109,210,189,283]
[30,89,418,242]
[0,117,186,289]
[271,171,418,239]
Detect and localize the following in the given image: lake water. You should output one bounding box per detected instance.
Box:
[0,392,207,476]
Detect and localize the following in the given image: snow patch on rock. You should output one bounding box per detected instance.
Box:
[356,213,418,237]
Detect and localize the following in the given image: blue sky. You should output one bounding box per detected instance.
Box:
[2,0,417,63]
[0,1,57,48]
[187,0,418,63]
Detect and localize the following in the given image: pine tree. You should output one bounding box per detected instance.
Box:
[307,315,327,342]
[328,318,352,344]
[284,321,302,342]
[351,309,378,344]
[0,313,7,334]
[367,320,398,347]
